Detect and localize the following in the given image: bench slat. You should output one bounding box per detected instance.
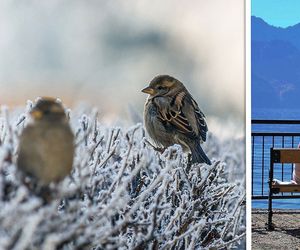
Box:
[272,184,300,193]
[273,148,300,163]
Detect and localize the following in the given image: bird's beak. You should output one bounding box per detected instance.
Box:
[30,110,43,120]
[141,87,155,95]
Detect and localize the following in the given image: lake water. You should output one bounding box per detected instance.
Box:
[252,108,300,209]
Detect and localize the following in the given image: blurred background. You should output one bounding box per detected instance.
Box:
[0,0,245,138]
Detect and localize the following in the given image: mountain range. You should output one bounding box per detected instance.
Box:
[252,16,300,110]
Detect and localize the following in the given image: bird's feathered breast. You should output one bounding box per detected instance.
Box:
[17,122,74,184]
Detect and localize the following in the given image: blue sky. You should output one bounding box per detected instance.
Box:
[252,0,300,27]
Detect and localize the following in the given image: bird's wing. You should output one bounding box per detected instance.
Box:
[17,125,43,176]
[186,95,208,142]
[154,93,198,138]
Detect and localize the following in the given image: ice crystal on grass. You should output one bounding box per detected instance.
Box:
[0,105,245,249]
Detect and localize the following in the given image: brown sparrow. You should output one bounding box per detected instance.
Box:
[142,75,211,165]
[17,97,74,195]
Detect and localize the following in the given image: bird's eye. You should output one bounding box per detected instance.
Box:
[157,86,164,90]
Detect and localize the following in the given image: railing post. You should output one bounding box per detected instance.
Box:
[267,147,274,230]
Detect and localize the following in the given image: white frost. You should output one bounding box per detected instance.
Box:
[0,105,245,249]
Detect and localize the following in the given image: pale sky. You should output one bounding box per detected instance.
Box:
[252,0,300,27]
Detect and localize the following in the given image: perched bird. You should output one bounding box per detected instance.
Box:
[17,97,74,198]
[142,75,211,165]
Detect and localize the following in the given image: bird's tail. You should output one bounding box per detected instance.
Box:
[190,143,211,165]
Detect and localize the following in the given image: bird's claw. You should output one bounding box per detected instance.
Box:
[144,139,165,153]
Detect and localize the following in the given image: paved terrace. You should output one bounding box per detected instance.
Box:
[252,209,300,249]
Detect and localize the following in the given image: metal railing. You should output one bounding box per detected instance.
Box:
[252,119,300,200]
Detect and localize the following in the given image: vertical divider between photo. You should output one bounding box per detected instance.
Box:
[246,0,252,249]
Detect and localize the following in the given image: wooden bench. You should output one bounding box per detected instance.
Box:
[272,183,300,193]
[268,148,300,230]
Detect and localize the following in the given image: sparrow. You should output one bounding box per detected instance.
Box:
[142,75,211,165]
[17,97,74,197]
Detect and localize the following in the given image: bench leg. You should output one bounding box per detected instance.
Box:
[267,190,274,230]
[267,148,275,230]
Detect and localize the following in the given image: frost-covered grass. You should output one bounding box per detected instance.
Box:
[0,103,245,249]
